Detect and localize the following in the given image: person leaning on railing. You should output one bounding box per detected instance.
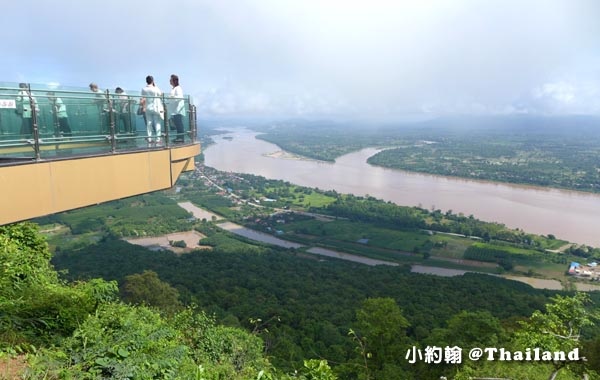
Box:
[168,74,186,143]
[89,82,108,133]
[140,75,164,144]
[46,91,72,137]
[114,87,133,134]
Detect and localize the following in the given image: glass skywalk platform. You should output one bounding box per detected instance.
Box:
[0,82,201,225]
[0,82,198,164]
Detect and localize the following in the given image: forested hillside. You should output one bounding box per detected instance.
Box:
[48,218,600,378]
[0,223,335,379]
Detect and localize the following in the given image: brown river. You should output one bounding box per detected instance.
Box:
[203,128,600,247]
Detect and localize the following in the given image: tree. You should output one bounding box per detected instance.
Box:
[351,297,411,379]
[0,222,55,294]
[120,270,182,313]
[427,310,505,350]
[28,304,281,379]
[0,223,117,348]
[513,293,599,380]
[170,240,187,248]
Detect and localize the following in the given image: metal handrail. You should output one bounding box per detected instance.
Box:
[0,83,198,163]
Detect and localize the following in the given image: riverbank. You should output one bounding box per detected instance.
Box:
[264,150,317,161]
[204,129,600,247]
[177,202,590,291]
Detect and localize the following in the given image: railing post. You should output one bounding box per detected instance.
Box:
[106,90,116,153]
[191,104,197,142]
[162,93,169,146]
[187,95,197,142]
[29,84,41,161]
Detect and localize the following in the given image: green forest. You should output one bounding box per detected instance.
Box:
[0,223,337,379]
[2,162,600,379]
[50,236,600,379]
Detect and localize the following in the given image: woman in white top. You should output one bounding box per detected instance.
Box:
[168,74,186,143]
[140,75,164,144]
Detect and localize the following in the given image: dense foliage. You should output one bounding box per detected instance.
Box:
[321,194,566,251]
[35,193,193,237]
[52,237,568,375]
[27,304,273,379]
[0,223,337,379]
[120,270,183,313]
[0,223,118,349]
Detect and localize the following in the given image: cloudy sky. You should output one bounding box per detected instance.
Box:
[2,0,600,120]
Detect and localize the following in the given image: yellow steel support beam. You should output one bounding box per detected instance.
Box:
[0,144,200,225]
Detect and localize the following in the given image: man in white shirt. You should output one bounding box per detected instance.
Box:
[140,75,163,144]
[168,74,186,143]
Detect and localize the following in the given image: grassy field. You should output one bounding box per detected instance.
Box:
[274,216,582,281]
[429,234,473,258]
[279,219,432,252]
[469,241,543,256]
[253,185,337,208]
[41,223,103,251]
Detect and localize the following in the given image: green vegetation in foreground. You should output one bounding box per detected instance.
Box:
[1,223,339,379]
[39,216,600,379]
[251,116,600,193]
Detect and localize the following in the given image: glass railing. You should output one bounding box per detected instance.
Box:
[0,82,198,164]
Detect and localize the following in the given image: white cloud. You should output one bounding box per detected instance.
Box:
[3,0,600,119]
[533,82,577,104]
[529,80,600,114]
[198,86,273,116]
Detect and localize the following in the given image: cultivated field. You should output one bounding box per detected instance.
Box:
[125,230,211,254]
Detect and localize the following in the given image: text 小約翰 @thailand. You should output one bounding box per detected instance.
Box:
[405,346,583,364]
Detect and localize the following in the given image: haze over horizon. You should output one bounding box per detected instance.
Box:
[2,0,600,121]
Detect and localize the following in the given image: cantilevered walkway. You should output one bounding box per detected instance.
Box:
[0,82,200,225]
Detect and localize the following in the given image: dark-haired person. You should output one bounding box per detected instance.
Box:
[89,82,108,133]
[140,75,163,144]
[115,87,133,133]
[168,74,186,143]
